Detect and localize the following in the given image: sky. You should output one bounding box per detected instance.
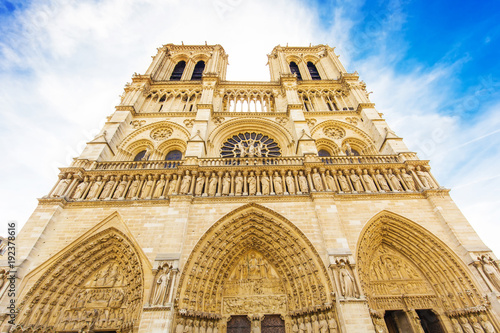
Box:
[0,0,499,255]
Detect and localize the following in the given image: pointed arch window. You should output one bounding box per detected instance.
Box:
[165,150,182,160]
[307,61,321,80]
[170,61,186,81]
[289,62,302,80]
[191,61,205,80]
[318,149,331,157]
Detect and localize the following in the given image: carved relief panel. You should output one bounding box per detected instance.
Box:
[222,250,287,316]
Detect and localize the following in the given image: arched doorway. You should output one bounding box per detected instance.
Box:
[357,211,498,333]
[16,228,145,333]
[174,203,338,333]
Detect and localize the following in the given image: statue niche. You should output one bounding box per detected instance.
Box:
[222,250,287,315]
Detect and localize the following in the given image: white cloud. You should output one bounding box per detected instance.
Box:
[1,0,499,257]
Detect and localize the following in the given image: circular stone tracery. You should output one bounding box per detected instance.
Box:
[323,126,345,139]
[221,132,281,158]
[150,127,173,141]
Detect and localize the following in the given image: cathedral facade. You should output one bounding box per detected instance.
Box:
[1,43,500,333]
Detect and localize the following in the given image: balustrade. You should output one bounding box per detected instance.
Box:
[222,88,275,112]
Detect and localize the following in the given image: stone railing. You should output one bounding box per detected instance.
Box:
[49,155,440,202]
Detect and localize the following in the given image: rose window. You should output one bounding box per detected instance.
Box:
[221,132,281,158]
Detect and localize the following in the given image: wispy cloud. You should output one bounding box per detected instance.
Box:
[1,0,499,256]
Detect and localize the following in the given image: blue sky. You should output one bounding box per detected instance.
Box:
[1,0,499,255]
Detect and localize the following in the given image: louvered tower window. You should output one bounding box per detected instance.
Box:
[307,61,321,80]
[191,61,205,80]
[170,61,186,81]
[289,62,302,80]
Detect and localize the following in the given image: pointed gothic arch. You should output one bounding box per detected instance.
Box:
[16,226,146,333]
[356,211,497,332]
[175,203,336,327]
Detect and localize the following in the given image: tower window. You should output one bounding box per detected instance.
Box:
[318,149,331,157]
[307,61,321,80]
[289,62,302,80]
[191,61,205,80]
[170,61,186,81]
[134,150,147,161]
[165,150,182,160]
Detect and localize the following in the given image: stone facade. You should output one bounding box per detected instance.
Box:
[1,44,500,333]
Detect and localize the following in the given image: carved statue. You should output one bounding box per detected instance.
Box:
[350,170,363,192]
[480,315,495,333]
[222,172,231,196]
[298,317,306,333]
[185,319,194,333]
[337,171,350,192]
[152,265,171,305]
[339,262,356,298]
[127,175,141,198]
[99,176,115,199]
[209,173,218,196]
[292,318,299,333]
[327,313,338,333]
[252,320,260,333]
[237,141,246,158]
[479,256,500,292]
[416,166,433,189]
[298,171,308,193]
[345,143,353,156]
[286,171,296,194]
[142,145,152,161]
[168,175,178,195]
[180,171,192,194]
[470,316,485,333]
[256,141,264,157]
[362,170,377,192]
[193,320,200,333]
[87,176,103,200]
[247,139,256,158]
[318,314,328,333]
[195,173,205,196]
[375,170,390,192]
[200,320,207,333]
[153,175,166,198]
[176,318,185,333]
[460,317,474,333]
[73,176,90,199]
[207,321,213,333]
[311,315,319,333]
[273,172,283,195]
[373,317,387,333]
[261,171,270,195]
[235,172,243,195]
[387,169,402,191]
[53,175,71,197]
[248,172,257,195]
[325,170,336,192]
[451,318,464,333]
[140,175,155,199]
[312,169,323,191]
[401,170,416,191]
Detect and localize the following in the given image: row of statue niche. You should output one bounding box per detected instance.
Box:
[292,312,338,333]
[54,165,437,201]
[176,317,220,333]
[70,288,125,309]
[450,314,495,333]
[150,263,174,306]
